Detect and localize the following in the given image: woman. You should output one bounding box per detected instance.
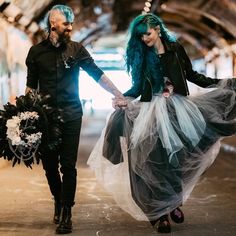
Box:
[88,13,236,233]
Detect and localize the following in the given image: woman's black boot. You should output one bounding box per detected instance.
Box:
[56,206,72,234]
[170,207,184,223]
[157,215,171,233]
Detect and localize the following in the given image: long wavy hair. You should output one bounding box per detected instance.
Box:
[126,13,177,92]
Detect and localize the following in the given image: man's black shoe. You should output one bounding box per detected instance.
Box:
[56,206,72,234]
[53,201,61,224]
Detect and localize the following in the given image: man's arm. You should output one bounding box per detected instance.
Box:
[78,45,127,107]
[98,74,127,108]
[98,74,124,99]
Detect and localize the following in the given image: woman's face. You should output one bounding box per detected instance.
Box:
[141,26,160,47]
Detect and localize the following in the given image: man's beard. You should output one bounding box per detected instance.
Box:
[58,31,71,44]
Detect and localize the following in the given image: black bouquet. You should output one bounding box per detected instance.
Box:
[0,92,63,168]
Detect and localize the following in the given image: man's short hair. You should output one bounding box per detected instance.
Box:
[41,4,74,33]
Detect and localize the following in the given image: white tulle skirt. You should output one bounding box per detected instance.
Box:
[87,79,236,222]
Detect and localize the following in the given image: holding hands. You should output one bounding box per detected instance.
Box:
[112,97,127,109]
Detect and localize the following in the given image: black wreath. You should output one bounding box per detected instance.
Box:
[0,92,63,168]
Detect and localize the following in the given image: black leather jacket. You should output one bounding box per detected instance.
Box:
[123,41,220,101]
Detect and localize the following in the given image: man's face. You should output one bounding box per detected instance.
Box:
[52,12,73,43]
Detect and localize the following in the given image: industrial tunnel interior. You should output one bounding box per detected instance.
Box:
[0,0,236,107]
[0,1,236,236]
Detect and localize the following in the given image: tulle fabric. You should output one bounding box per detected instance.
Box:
[87,79,236,221]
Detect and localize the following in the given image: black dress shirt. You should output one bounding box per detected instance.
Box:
[26,39,104,121]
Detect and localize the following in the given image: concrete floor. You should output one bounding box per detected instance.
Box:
[0,110,236,236]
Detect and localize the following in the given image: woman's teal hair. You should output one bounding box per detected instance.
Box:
[41,5,74,33]
[126,13,176,92]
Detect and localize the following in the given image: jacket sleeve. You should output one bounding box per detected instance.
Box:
[77,45,104,82]
[123,78,142,98]
[178,43,220,87]
[25,46,39,89]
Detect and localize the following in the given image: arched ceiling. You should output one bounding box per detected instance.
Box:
[111,0,236,57]
[1,0,236,58]
[55,0,236,57]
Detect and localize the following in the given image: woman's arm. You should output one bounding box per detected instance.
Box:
[178,43,220,87]
[123,78,142,98]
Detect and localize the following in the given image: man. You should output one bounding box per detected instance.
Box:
[25,5,125,234]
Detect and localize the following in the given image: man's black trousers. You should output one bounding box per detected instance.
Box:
[41,117,82,206]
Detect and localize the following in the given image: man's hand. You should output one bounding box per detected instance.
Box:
[112,97,127,109]
[25,86,33,95]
